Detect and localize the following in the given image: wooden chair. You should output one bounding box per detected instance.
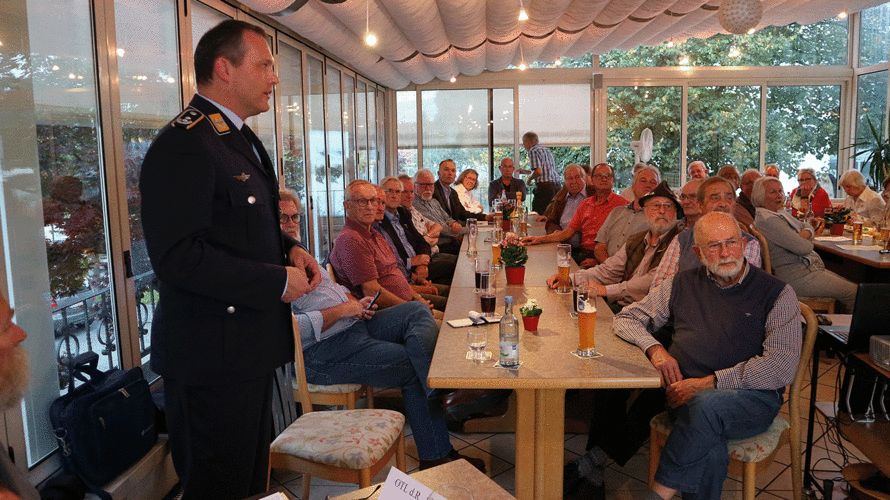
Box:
[648,303,818,500]
[287,263,373,410]
[747,224,772,275]
[268,317,406,499]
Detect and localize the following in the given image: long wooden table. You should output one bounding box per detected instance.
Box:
[813,234,890,283]
[427,223,661,500]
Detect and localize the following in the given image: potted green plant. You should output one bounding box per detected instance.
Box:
[519,298,543,332]
[823,204,852,235]
[849,117,890,188]
[499,233,528,284]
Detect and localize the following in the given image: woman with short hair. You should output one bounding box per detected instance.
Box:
[789,167,831,217]
[839,169,886,225]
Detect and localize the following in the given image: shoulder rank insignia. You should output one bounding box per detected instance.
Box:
[234,173,250,182]
[208,113,231,135]
[172,108,204,129]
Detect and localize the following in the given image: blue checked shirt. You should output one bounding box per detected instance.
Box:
[528,143,559,183]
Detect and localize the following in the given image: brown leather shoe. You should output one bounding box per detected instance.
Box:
[418,449,486,473]
[437,389,511,422]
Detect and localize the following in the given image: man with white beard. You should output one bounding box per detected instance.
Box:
[614,212,801,500]
[0,292,39,500]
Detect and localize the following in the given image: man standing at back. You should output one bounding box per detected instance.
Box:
[140,20,320,499]
[522,131,561,214]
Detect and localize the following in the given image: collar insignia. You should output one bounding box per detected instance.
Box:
[172,108,204,129]
[234,173,251,182]
[209,113,230,135]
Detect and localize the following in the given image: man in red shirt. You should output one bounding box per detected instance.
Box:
[523,163,626,267]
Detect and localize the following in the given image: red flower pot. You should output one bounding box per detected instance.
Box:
[505,266,525,285]
[829,223,845,236]
[522,315,540,332]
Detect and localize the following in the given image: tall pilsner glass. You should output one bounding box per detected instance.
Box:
[556,244,572,293]
[576,289,598,357]
[467,218,477,256]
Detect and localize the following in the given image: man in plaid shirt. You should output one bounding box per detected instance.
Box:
[521,131,561,214]
[614,212,801,500]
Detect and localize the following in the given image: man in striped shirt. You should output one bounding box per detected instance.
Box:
[614,212,801,500]
[521,131,561,215]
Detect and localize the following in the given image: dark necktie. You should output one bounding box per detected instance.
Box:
[240,124,274,177]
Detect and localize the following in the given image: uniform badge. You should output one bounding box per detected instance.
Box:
[209,113,231,135]
[234,173,251,182]
[172,108,204,129]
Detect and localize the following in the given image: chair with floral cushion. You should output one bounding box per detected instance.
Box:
[268,317,405,499]
[647,302,817,500]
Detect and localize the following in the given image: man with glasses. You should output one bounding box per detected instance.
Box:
[330,180,438,314]
[734,169,762,227]
[412,169,467,255]
[279,187,302,242]
[616,212,801,500]
[487,157,527,205]
[678,179,704,228]
[560,182,684,500]
[524,164,626,267]
[591,165,661,265]
[399,174,445,253]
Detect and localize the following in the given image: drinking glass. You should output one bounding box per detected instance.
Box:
[881,224,890,250]
[576,289,598,357]
[466,328,487,363]
[556,244,572,293]
[518,207,529,237]
[474,257,490,294]
[467,218,477,256]
[479,276,496,317]
[852,220,864,245]
[571,274,587,319]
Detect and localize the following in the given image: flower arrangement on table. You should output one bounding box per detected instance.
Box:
[498,233,528,268]
[500,199,517,220]
[519,299,542,317]
[823,204,852,226]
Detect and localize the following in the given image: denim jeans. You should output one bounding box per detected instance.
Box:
[655,388,784,500]
[301,302,451,461]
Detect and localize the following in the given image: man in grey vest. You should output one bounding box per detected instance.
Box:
[615,212,801,500]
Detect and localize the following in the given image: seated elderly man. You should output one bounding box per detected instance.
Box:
[433,159,488,222]
[399,174,444,251]
[716,165,740,190]
[292,271,496,471]
[545,181,683,310]
[620,162,648,201]
[279,188,303,242]
[839,169,886,225]
[753,176,858,311]
[488,157,527,205]
[679,178,704,228]
[537,164,594,237]
[687,160,708,180]
[526,164,626,266]
[652,176,761,288]
[330,180,441,317]
[734,169,762,227]
[616,212,801,500]
[412,169,468,255]
[591,165,661,264]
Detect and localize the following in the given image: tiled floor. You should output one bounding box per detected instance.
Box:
[269,351,871,500]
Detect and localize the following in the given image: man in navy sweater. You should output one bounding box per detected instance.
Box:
[614,212,801,500]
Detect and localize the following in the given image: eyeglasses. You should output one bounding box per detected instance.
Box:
[702,238,742,255]
[348,197,382,207]
[279,214,300,224]
[592,174,613,180]
[416,182,435,189]
[679,193,697,200]
[798,177,816,183]
[645,202,675,212]
[383,188,403,194]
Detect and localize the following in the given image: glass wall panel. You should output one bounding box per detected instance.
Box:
[306,55,331,260]
[116,0,180,375]
[278,40,307,243]
[518,85,591,179]
[601,19,847,67]
[367,84,378,181]
[607,86,682,188]
[688,85,761,174]
[492,88,515,187]
[855,71,889,183]
[421,90,489,184]
[376,88,386,178]
[766,85,841,195]
[343,73,356,184]
[357,80,369,179]
[327,67,345,236]
[397,90,417,175]
[859,2,890,67]
[190,0,231,55]
[1,0,116,465]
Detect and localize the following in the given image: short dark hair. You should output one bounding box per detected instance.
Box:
[194,20,266,86]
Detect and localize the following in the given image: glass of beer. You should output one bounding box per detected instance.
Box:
[556,244,572,293]
[571,273,587,319]
[882,224,890,250]
[576,289,598,357]
[852,220,864,245]
[518,207,529,237]
[480,277,496,317]
[475,257,490,293]
[491,239,502,269]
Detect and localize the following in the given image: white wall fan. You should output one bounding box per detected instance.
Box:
[630,128,654,165]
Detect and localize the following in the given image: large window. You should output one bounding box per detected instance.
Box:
[855,71,889,182]
[421,89,492,185]
[688,85,761,173]
[860,2,890,67]
[279,39,308,242]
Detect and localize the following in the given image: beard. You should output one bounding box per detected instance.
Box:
[0,346,30,410]
[706,255,745,279]
[419,191,433,201]
[648,217,676,234]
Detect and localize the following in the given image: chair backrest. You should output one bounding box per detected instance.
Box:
[271,318,313,437]
[291,316,315,408]
[748,224,772,275]
[792,303,818,402]
[326,263,340,284]
[787,302,818,500]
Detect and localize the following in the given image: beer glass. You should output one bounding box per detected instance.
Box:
[474,257,490,294]
[881,224,890,250]
[467,218,477,256]
[576,289,598,357]
[491,239,502,269]
[518,207,529,237]
[571,273,587,319]
[479,272,496,317]
[556,244,572,293]
[852,220,864,245]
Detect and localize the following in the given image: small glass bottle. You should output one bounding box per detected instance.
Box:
[499,296,519,367]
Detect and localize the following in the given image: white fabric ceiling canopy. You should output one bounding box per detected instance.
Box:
[240,0,887,89]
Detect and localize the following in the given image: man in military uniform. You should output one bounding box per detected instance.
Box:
[140,20,320,499]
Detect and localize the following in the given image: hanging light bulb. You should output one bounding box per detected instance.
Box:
[838,11,847,19]
[518,0,528,20]
[365,33,377,46]
[747,28,756,34]
[365,0,377,47]
[554,58,562,66]
[518,62,527,70]
[449,76,456,83]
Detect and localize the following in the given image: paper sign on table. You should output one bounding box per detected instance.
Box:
[379,467,447,500]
